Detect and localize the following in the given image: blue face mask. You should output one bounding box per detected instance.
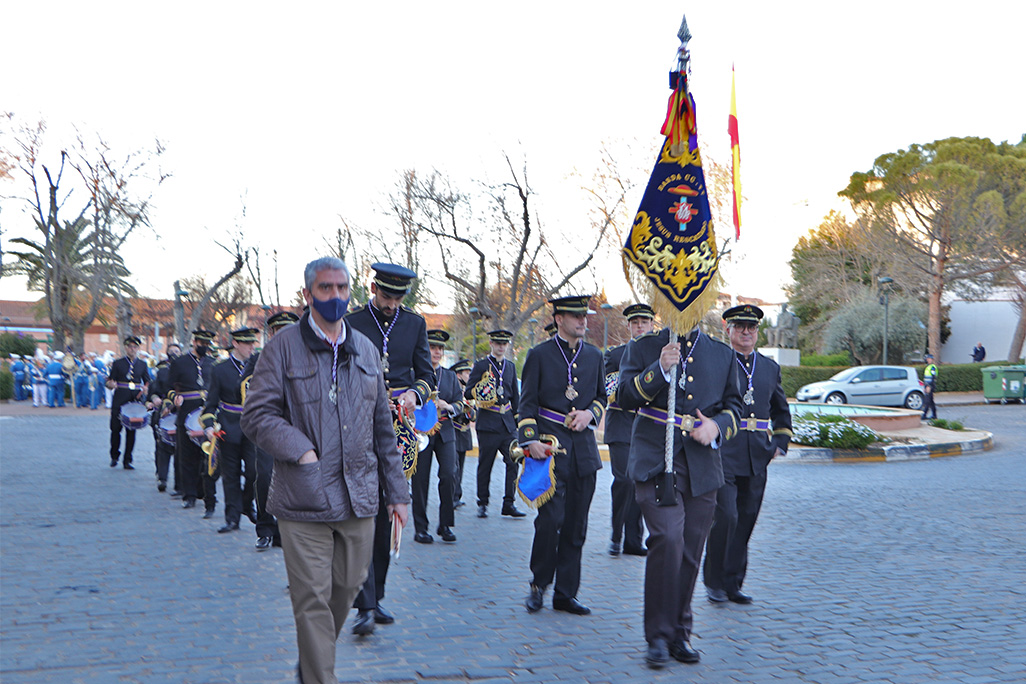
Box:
[312,296,350,323]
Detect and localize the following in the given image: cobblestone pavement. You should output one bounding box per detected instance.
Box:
[2,404,1024,683]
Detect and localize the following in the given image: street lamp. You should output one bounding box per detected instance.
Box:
[468,307,479,360]
[173,281,190,345]
[528,318,537,347]
[600,303,613,351]
[878,277,894,364]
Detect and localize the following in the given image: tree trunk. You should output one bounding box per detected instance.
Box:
[186,255,245,338]
[1008,293,1026,363]
[928,246,946,362]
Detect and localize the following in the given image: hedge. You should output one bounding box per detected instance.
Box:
[0,367,13,401]
[780,362,986,397]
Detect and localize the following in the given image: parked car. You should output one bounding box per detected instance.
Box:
[795,365,925,409]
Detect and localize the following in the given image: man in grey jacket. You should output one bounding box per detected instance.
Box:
[242,257,410,684]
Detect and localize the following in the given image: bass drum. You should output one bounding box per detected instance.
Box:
[157,413,178,446]
[119,402,151,431]
[185,408,206,446]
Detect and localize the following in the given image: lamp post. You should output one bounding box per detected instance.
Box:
[173,281,190,346]
[468,307,479,360]
[600,303,613,351]
[528,318,537,348]
[878,277,893,364]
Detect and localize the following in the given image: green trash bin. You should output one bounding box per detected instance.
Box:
[980,365,1026,404]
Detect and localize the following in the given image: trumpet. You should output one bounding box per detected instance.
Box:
[509,434,566,463]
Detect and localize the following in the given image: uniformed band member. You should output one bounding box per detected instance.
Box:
[345,262,434,635]
[617,319,744,668]
[410,330,465,544]
[466,329,525,519]
[704,305,792,605]
[450,358,475,509]
[520,295,606,616]
[170,329,217,515]
[249,310,300,550]
[604,304,655,556]
[107,336,151,469]
[543,321,557,338]
[202,327,261,534]
[147,342,181,492]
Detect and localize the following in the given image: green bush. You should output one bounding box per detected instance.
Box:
[913,363,982,392]
[801,352,851,367]
[791,413,882,449]
[0,367,13,401]
[780,366,847,398]
[0,332,38,359]
[929,418,965,431]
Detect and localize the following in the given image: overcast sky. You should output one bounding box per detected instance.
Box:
[3,1,1024,311]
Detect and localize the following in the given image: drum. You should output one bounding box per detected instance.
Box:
[185,408,205,446]
[157,413,177,446]
[119,402,151,431]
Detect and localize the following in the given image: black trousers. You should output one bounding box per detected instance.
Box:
[636,471,717,643]
[154,437,175,486]
[411,434,457,534]
[176,429,218,509]
[219,439,256,525]
[703,470,767,595]
[608,442,644,549]
[109,410,136,463]
[529,470,597,602]
[254,446,278,540]
[475,430,517,508]
[922,386,937,419]
[353,487,393,611]
[454,450,467,502]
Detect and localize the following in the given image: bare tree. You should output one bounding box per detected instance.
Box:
[175,240,246,344]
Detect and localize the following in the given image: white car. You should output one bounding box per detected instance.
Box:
[796,365,925,409]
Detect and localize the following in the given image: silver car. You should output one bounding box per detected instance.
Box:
[795,365,925,409]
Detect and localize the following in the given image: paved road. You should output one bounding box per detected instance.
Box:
[2,404,1024,683]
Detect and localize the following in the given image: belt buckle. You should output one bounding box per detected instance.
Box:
[128,382,136,390]
[679,414,696,431]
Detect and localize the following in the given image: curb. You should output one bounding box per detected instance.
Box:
[779,432,994,464]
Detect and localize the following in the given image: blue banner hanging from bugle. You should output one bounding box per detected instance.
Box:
[623,61,722,335]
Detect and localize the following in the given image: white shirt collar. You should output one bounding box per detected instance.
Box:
[308,315,346,345]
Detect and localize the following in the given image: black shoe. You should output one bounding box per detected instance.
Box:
[454,500,466,508]
[501,505,526,518]
[552,597,591,615]
[477,505,488,518]
[728,590,753,604]
[609,541,622,555]
[352,610,375,635]
[525,585,544,613]
[646,638,669,669]
[170,491,183,499]
[218,522,240,533]
[203,508,215,519]
[245,505,258,524]
[373,605,394,624]
[669,637,701,663]
[182,498,196,509]
[437,526,456,542]
[110,458,118,468]
[707,587,728,603]
[414,531,434,544]
[623,545,648,557]
[272,537,282,548]
[123,463,135,470]
[255,536,273,551]
[157,480,167,492]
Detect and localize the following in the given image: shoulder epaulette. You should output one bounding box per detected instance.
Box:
[401,305,425,320]
[635,331,661,341]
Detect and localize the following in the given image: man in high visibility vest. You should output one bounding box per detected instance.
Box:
[922,353,938,420]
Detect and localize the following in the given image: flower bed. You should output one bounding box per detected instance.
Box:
[791,413,884,449]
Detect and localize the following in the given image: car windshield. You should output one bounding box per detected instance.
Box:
[829,367,860,382]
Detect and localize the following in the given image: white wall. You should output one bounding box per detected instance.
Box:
[941,299,1020,363]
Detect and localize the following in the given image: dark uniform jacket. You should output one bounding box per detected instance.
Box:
[603,343,636,445]
[169,352,215,428]
[618,328,743,498]
[427,366,467,445]
[345,303,434,403]
[517,336,606,478]
[109,356,150,408]
[200,356,252,445]
[465,355,519,434]
[722,350,792,477]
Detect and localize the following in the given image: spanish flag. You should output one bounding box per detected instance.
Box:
[729,65,742,239]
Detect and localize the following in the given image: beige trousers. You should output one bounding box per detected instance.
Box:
[279,517,376,684]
